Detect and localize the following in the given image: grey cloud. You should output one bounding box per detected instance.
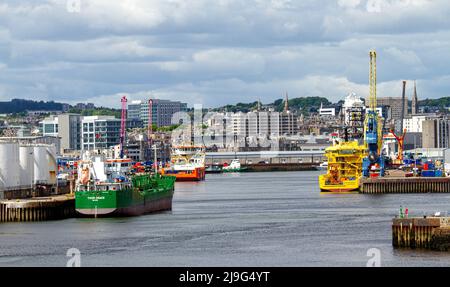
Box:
[0,0,449,108]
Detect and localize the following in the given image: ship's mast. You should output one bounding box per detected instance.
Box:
[153,145,158,174]
[119,96,127,159]
[148,99,153,163]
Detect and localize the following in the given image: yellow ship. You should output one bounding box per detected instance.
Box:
[318,141,367,192]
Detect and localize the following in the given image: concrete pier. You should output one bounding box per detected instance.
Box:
[392,217,450,250]
[361,177,450,194]
[0,195,75,223]
[243,163,318,172]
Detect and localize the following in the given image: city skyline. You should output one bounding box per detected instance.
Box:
[0,0,449,108]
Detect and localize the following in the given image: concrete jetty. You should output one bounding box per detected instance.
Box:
[361,177,450,194]
[0,195,75,223]
[392,217,450,250]
[243,163,318,172]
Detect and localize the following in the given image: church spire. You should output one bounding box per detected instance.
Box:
[284,92,289,112]
[412,80,418,115]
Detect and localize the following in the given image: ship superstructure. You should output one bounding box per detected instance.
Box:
[161,145,206,181]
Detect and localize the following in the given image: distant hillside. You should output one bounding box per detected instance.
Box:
[214,96,331,114]
[67,107,121,118]
[0,99,64,114]
[276,97,331,113]
[215,101,260,113]
[419,97,450,107]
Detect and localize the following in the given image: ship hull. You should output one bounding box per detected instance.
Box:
[76,194,173,217]
[319,187,359,193]
[222,167,247,173]
[318,174,360,193]
[161,167,205,181]
[75,175,175,217]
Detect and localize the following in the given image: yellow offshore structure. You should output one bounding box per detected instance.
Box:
[318,141,367,192]
[319,50,382,192]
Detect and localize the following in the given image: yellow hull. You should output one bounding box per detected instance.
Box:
[318,141,365,193]
[318,174,360,192]
[319,174,359,192]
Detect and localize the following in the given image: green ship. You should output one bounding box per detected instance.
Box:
[75,156,175,217]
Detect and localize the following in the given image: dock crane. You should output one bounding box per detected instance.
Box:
[390,128,407,165]
[362,50,385,177]
[119,95,127,158]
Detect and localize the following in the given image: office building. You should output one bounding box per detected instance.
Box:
[127,99,187,127]
[422,118,450,149]
[41,113,81,153]
[81,116,121,151]
[376,97,407,121]
[403,114,439,133]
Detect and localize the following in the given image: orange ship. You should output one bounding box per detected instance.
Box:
[160,145,206,181]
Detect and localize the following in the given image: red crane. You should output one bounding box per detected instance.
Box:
[390,128,406,163]
[119,95,127,158]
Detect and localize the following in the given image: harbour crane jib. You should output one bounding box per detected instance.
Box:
[362,50,385,177]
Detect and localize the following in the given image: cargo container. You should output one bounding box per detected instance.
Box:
[421,170,435,177]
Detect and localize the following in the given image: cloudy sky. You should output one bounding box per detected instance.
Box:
[0,0,449,108]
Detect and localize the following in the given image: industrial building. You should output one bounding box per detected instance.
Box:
[403,114,440,133]
[376,97,406,122]
[0,142,57,199]
[422,117,450,149]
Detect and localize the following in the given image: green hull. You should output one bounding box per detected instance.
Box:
[75,174,176,217]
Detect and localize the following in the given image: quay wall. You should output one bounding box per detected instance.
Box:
[392,217,450,250]
[0,195,75,223]
[206,151,326,165]
[361,177,450,194]
[243,163,317,172]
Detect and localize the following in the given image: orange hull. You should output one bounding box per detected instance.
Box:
[161,167,205,181]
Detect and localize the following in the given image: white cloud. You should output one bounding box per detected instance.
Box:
[338,0,361,9]
[0,0,448,107]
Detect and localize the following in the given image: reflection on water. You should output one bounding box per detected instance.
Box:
[1,171,450,266]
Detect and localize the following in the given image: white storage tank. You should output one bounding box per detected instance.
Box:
[19,146,34,188]
[34,145,50,184]
[0,142,20,190]
[46,145,57,185]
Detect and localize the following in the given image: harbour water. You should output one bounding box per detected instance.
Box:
[1,171,450,267]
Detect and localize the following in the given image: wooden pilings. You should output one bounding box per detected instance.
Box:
[361,177,450,194]
[0,195,75,223]
[392,217,450,250]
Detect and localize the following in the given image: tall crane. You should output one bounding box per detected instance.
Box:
[362,50,385,177]
[119,95,127,158]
